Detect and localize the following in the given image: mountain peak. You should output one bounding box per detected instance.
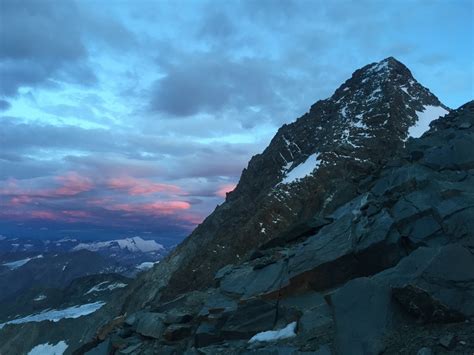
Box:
[131,58,450,301]
[364,56,410,75]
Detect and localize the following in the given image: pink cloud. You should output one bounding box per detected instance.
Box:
[30,211,58,220]
[54,172,93,196]
[216,183,236,197]
[110,200,191,216]
[107,177,181,196]
[10,195,33,206]
[178,213,205,226]
[61,210,92,218]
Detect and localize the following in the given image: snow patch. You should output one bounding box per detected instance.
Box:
[33,294,47,302]
[0,301,106,329]
[2,254,44,270]
[281,153,321,184]
[249,322,297,343]
[136,261,160,271]
[86,281,127,294]
[27,341,68,355]
[408,105,449,138]
[340,105,348,118]
[368,60,389,74]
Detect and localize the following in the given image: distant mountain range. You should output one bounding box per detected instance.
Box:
[0,235,169,332]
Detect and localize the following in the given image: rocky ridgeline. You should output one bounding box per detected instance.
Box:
[69,61,473,354]
[122,57,450,307]
[74,101,473,354]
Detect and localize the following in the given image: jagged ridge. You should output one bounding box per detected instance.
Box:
[137,57,450,303]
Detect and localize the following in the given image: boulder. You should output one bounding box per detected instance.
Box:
[164,311,193,325]
[134,312,166,339]
[220,299,278,339]
[416,347,433,355]
[375,244,474,319]
[332,277,392,355]
[84,339,112,355]
[219,261,288,299]
[195,322,221,348]
[439,333,456,349]
[163,324,193,341]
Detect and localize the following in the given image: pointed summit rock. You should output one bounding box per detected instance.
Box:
[124,58,450,306]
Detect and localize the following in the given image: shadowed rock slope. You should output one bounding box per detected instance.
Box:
[84,100,473,355]
[2,58,471,355]
[124,57,450,309]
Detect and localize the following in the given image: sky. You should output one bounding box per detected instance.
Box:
[0,0,473,244]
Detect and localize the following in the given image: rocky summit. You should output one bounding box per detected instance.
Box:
[2,58,473,355]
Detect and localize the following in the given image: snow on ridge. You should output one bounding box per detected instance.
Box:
[27,341,68,355]
[0,301,106,329]
[249,322,297,343]
[33,294,47,302]
[367,60,389,75]
[72,236,164,253]
[136,261,160,271]
[85,281,127,294]
[2,254,44,270]
[281,153,321,185]
[408,105,449,138]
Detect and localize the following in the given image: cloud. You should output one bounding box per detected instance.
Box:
[0,99,11,111]
[150,55,276,117]
[107,176,181,196]
[0,0,96,97]
[198,11,235,40]
[30,211,58,220]
[215,183,236,197]
[0,0,136,99]
[54,172,94,196]
[108,201,191,216]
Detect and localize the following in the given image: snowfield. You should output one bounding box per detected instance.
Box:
[136,261,160,271]
[0,301,106,329]
[249,322,297,343]
[2,254,44,270]
[281,153,321,184]
[27,341,68,355]
[85,281,127,294]
[409,105,449,138]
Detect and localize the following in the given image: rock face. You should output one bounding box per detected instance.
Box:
[69,60,473,354]
[76,100,470,355]
[109,100,469,354]
[3,58,472,355]
[124,57,450,309]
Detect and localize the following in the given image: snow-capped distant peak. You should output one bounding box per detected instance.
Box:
[72,237,164,253]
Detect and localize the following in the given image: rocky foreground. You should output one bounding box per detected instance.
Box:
[1,58,472,355]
